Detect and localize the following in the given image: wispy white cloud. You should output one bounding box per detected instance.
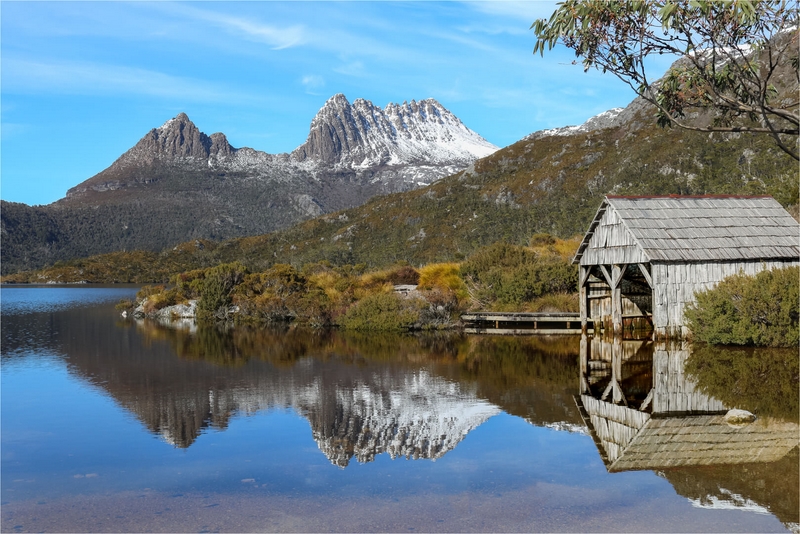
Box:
[332,59,367,78]
[301,74,326,95]
[172,4,307,50]
[2,57,264,104]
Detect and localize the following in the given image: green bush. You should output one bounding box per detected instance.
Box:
[233,264,332,325]
[338,292,421,331]
[196,262,249,321]
[685,266,799,347]
[461,242,578,308]
[135,284,186,313]
[172,268,210,299]
[115,299,135,312]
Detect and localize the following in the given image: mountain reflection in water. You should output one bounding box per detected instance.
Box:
[50,315,584,464]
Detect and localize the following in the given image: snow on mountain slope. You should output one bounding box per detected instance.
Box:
[293,93,499,169]
[525,108,625,140]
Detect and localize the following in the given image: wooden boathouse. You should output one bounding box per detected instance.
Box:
[574,196,799,338]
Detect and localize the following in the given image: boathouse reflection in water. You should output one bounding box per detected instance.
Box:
[577,334,799,527]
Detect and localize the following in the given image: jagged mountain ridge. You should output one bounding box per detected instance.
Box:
[294,94,497,168]
[2,95,497,274]
[66,94,497,199]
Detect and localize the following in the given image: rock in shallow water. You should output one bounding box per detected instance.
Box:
[724,408,756,427]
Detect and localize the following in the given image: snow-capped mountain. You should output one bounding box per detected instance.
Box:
[294,94,498,169]
[67,95,497,199]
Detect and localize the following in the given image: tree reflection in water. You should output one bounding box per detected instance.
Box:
[686,344,799,422]
[4,287,797,533]
[56,308,800,528]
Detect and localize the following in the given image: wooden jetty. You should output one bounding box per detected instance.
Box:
[461,312,587,335]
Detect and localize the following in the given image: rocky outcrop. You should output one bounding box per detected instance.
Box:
[293,94,498,168]
[120,113,235,163]
[525,107,626,140]
[66,114,237,197]
[130,299,197,320]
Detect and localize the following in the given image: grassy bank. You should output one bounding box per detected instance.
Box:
[126,235,580,331]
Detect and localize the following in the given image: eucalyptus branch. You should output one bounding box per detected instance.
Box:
[532,0,800,160]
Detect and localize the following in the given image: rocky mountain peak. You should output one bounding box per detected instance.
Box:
[293,94,498,167]
[114,113,235,168]
[65,113,236,198]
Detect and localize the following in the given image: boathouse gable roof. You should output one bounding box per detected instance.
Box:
[573,196,800,265]
[580,393,800,472]
[577,205,649,266]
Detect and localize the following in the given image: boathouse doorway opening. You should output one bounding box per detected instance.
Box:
[581,262,653,337]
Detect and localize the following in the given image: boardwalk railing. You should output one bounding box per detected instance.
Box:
[461,312,587,335]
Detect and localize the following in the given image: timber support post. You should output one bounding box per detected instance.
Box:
[579,266,589,332]
[611,264,627,336]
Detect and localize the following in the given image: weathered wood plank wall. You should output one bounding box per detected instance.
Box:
[581,209,648,266]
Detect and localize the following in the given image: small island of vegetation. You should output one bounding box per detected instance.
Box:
[121,234,581,331]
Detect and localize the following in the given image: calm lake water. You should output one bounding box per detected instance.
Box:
[1,286,798,533]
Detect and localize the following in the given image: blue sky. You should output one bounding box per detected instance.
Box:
[1,1,673,206]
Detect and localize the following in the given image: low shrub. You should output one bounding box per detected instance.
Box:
[527,292,579,313]
[387,264,420,285]
[196,262,249,321]
[136,284,167,301]
[173,268,211,299]
[232,264,333,324]
[685,266,799,347]
[417,286,462,326]
[115,299,135,312]
[135,284,185,314]
[461,242,578,308]
[338,292,421,331]
[418,263,468,300]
